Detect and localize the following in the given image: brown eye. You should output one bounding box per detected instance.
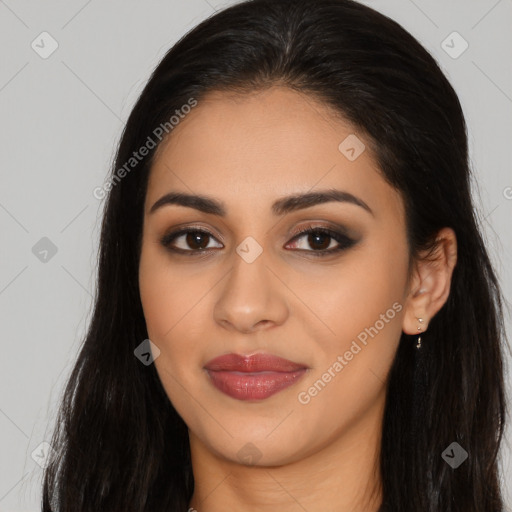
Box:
[286,227,357,256]
[160,225,357,258]
[306,231,332,250]
[161,229,223,254]
[184,231,211,250]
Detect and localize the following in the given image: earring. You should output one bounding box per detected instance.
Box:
[416,317,425,349]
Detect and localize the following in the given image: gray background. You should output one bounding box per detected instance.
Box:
[0,0,511,510]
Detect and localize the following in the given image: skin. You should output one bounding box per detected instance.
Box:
[138,86,457,511]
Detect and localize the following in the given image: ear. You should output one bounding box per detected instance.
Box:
[402,227,458,335]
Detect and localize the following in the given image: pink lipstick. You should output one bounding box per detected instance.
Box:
[204,353,308,401]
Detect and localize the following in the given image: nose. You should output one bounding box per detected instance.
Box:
[213,251,289,334]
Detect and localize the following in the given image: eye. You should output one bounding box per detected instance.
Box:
[160,228,222,255]
[286,226,357,256]
[160,225,357,257]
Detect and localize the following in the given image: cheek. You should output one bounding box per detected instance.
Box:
[138,247,204,414]
[138,243,212,379]
[139,242,200,340]
[301,233,408,347]
[296,232,408,406]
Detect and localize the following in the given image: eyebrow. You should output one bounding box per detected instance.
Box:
[149,189,374,217]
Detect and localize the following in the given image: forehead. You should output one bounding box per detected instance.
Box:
[146,86,401,220]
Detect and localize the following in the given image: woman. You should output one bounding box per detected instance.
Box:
[42,0,508,510]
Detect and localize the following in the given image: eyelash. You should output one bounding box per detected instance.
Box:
[159,225,356,258]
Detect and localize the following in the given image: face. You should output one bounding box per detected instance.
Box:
[138,86,411,466]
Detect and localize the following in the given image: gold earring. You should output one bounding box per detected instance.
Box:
[416,317,425,349]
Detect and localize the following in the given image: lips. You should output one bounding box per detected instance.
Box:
[204,353,307,372]
[204,353,308,401]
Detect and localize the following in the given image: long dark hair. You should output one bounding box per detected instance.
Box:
[42,0,509,510]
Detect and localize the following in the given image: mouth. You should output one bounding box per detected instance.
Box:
[203,353,309,401]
